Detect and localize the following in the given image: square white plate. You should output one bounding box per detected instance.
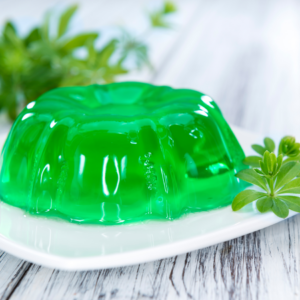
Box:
[0,126,296,271]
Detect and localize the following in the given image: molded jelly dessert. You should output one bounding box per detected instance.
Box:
[0,82,248,224]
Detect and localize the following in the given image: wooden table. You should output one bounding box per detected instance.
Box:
[1,0,300,299]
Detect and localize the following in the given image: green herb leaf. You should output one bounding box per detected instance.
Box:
[271,198,289,218]
[3,22,17,43]
[277,154,283,169]
[277,178,300,194]
[278,195,300,213]
[4,22,16,34]
[259,160,268,176]
[57,5,78,38]
[256,196,273,213]
[60,33,99,52]
[235,169,268,191]
[264,151,272,174]
[282,154,300,164]
[24,27,42,46]
[264,137,275,152]
[252,144,266,156]
[41,11,51,41]
[164,1,177,13]
[150,13,169,28]
[269,152,277,174]
[2,22,22,47]
[232,190,267,211]
[149,1,177,28]
[278,136,300,157]
[243,156,262,168]
[254,169,264,175]
[275,161,300,190]
[96,39,117,68]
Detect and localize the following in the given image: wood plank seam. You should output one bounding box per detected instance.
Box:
[1,262,32,300]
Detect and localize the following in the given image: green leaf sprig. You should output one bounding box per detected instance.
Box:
[0,2,177,120]
[149,1,177,28]
[232,136,300,218]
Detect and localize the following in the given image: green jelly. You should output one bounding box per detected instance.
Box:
[0,82,248,224]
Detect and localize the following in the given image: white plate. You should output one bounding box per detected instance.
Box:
[0,126,296,271]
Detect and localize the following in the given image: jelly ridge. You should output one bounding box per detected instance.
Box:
[0,82,248,224]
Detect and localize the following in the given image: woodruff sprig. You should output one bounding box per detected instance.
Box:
[232,136,300,218]
[0,2,177,120]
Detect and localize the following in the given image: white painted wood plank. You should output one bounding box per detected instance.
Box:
[0,251,31,299]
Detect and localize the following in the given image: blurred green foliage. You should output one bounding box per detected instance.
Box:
[149,1,177,27]
[0,2,176,120]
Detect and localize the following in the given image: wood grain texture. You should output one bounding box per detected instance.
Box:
[0,252,31,299]
[1,0,300,299]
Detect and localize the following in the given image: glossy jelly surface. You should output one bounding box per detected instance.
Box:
[0,82,248,224]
